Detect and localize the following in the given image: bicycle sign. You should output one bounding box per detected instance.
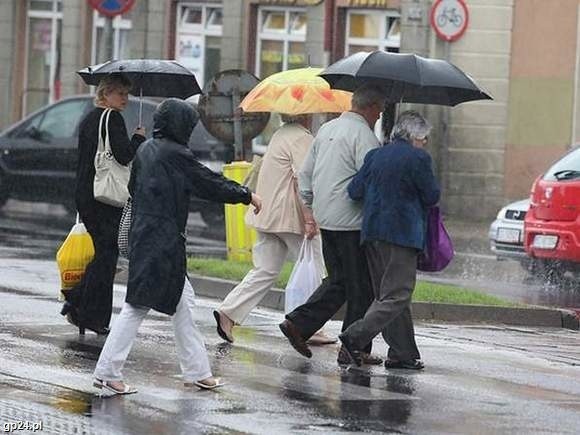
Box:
[430,0,469,42]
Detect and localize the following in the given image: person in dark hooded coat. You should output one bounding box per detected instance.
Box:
[92,99,262,394]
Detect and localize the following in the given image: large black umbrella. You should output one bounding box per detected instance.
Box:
[319,51,492,106]
[77,59,202,124]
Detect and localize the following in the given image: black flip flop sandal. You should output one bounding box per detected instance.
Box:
[213,310,234,343]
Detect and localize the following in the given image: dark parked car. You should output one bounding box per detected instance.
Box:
[0,95,232,225]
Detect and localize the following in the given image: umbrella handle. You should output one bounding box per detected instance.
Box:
[139,88,143,128]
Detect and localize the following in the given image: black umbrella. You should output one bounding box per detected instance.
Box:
[319,51,492,106]
[77,59,202,124]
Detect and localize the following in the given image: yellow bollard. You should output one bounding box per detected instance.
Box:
[223,161,257,262]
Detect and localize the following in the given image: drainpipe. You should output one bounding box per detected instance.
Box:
[323,0,335,67]
[572,3,580,148]
[143,0,150,58]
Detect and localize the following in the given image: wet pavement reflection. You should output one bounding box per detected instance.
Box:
[1,275,580,434]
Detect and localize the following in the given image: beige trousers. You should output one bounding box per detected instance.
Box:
[218,231,323,324]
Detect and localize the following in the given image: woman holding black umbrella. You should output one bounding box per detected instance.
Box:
[61,74,146,334]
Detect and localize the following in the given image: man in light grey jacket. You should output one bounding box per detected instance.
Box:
[279,84,385,364]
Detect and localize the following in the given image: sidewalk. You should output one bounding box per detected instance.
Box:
[185,273,579,330]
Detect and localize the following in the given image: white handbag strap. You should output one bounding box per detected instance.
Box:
[97,108,112,154]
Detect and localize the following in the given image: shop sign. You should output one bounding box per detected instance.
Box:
[88,0,136,18]
[429,0,469,42]
[178,34,205,87]
[345,0,396,7]
[31,20,52,51]
[257,0,324,6]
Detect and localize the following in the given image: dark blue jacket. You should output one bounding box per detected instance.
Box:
[348,138,440,250]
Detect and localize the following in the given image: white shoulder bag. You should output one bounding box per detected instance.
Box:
[93,108,131,208]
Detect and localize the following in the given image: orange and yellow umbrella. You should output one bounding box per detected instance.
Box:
[240,67,352,115]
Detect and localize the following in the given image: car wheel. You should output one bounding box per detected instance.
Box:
[529,259,565,285]
[200,205,225,228]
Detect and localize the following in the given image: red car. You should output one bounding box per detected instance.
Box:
[524,146,580,280]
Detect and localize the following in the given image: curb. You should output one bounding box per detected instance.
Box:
[188,274,580,331]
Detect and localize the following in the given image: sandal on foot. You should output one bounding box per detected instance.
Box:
[93,379,137,395]
[213,310,234,343]
[306,331,338,346]
[384,359,425,370]
[185,377,225,390]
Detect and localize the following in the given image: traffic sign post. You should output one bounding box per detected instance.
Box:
[88,0,136,18]
[430,0,469,43]
[429,0,469,210]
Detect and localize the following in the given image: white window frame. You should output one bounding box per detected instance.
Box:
[91,11,133,64]
[177,2,223,37]
[25,0,62,107]
[255,6,307,78]
[176,2,223,90]
[345,9,401,55]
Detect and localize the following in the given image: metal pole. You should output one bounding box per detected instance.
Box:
[103,16,114,60]
[232,86,243,161]
[442,41,451,199]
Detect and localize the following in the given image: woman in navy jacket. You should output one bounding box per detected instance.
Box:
[339,110,440,370]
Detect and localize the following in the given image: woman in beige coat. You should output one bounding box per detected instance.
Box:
[213,115,334,345]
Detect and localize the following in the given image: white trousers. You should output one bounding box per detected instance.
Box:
[93,277,212,383]
[218,231,323,324]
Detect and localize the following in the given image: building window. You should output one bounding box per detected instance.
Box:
[256,7,307,78]
[91,12,132,64]
[24,0,63,115]
[176,3,223,90]
[345,9,400,55]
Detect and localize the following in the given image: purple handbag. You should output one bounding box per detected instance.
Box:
[418,206,454,272]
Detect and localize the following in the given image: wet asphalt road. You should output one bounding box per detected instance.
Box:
[1,257,580,434]
[1,200,579,309]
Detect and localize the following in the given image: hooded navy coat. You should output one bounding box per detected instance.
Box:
[126,99,251,315]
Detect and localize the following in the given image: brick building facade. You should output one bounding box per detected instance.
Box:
[1,0,579,219]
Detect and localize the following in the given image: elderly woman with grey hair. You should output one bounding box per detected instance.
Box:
[338,110,441,370]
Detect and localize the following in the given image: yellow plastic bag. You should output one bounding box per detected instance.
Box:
[56,216,94,297]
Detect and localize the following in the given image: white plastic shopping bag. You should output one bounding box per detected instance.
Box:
[285,238,324,314]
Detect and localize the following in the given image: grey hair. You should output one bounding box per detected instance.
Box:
[390,110,432,142]
[351,84,385,110]
[281,114,308,124]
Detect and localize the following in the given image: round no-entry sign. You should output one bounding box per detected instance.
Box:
[88,0,136,18]
[430,0,469,42]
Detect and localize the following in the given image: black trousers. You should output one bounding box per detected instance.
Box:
[64,201,121,328]
[286,229,374,353]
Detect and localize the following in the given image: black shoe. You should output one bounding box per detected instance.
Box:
[60,301,74,316]
[337,334,362,367]
[79,324,110,336]
[279,319,312,358]
[337,346,383,365]
[384,359,425,370]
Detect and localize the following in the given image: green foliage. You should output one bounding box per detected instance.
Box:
[187,257,517,307]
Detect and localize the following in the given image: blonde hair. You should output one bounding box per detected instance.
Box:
[94,74,132,106]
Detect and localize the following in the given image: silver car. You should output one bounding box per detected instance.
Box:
[489,199,530,264]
